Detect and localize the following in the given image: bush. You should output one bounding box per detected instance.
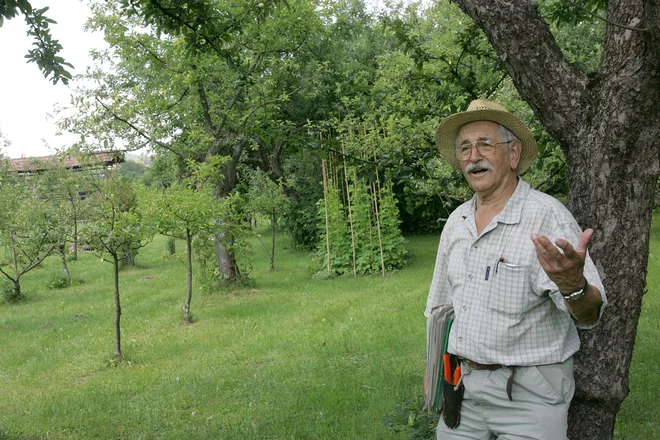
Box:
[166,237,176,255]
[382,395,438,440]
[0,279,15,302]
[48,273,71,289]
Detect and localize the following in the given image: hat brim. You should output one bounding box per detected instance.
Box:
[435,109,538,174]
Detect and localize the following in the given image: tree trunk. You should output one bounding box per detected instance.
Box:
[451,1,660,438]
[270,209,276,270]
[10,279,21,302]
[214,230,239,283]
[59,244,71,285]
[211,149,244,284]
[113,256,122,361]
[72,220,78,261]
[184,230,193,323]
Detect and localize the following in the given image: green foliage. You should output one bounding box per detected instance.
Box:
[382,396,438,440]
[0,278,14,303]
[0,175,66,300]
[165,236,176,255]
[117,159,148,181]
[243,169,287,221]
[0,1,73,84]
[280,152,324,250]
[189,192,254,291]
[47,273,70,290]
[316,156,408,277]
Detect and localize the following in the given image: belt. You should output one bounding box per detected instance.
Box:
[460,358,517,401]
[461,358,503,371]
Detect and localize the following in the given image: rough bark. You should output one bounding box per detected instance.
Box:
[451,1,660,438]
[209,139,248,283]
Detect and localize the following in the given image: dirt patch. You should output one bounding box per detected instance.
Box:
[41,322,53,328]
[139,276,155,281]
[2,324,12,330]
[73,314,87,320]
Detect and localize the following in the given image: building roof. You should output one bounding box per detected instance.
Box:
[8,151,125,173]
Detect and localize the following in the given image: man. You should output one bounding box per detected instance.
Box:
[425,99,607,439]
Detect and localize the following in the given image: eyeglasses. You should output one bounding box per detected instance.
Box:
[456,141,512,160]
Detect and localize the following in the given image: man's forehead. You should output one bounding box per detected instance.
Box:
[457,120,500,139]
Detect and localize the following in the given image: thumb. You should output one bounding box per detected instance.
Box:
[576,228,594,254]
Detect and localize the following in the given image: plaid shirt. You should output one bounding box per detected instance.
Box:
[425,179,607,366]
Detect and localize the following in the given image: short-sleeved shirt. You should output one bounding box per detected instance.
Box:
[424,179,607,366]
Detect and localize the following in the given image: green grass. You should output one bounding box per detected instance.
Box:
[614,212,660,440]
[0,220,658,439]
[0,232,436,439]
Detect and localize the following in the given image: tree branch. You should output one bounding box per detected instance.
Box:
[452,0,589,145]
[565,0,648,32]
[94,96,185,160]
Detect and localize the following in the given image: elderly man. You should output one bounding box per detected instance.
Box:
[425,99,607,439]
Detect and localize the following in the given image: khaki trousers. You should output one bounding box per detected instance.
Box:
[435,357,574,440]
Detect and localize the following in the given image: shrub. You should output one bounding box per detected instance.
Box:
[166,237,176,255]
[382,395,438,440]
[48,274,70,289]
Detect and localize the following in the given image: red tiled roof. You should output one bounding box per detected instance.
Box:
[8,151,125,173]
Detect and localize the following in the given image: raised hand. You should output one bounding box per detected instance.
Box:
[530,228,593,294]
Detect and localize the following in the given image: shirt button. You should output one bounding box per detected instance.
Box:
[458,337,463,342]
[468,274,472,279]
[473,245,478,249]
[463,306,467,310]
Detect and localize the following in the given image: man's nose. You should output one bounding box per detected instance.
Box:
[468,145,484,161]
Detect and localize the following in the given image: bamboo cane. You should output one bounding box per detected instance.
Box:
[321,159,331,273]
[342,141,357,277]
[372,149,385,276]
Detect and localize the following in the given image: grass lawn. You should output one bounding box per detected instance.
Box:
[1,219,658,439]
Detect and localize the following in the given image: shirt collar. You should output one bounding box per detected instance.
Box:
[462,178,530,226]
[494,178,529,225]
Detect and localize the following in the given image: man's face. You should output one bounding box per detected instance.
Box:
[456,120,521,195]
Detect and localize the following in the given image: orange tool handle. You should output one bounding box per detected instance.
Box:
[453,366,461,385]
[443,354,452,383]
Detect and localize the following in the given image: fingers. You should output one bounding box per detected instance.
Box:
[531,233,561,266]
[532,229,591,265]
[554,229,593,260]
[577,228,594,253]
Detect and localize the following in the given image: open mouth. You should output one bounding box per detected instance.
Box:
[470,167,489,175]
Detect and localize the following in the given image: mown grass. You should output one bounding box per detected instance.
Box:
[0,232,435,439]
[0,219,658,439]
[614,211,660,440]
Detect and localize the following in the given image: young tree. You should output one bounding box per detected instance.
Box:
[150,181,220,322]
[245,170,288,270]
[83,173,153,361]
[447,1,660,438]
[0,178,63,300]
[60,0,322,284]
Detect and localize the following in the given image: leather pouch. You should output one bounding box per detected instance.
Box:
[440,355,464,429]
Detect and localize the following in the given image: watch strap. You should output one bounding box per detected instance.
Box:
[562,278,588,302]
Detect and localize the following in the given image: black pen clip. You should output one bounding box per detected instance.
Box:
[495,257,504,274]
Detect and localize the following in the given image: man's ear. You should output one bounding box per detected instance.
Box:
[509,140,522,170]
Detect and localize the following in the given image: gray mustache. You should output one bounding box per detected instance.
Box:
[465,161,493,173]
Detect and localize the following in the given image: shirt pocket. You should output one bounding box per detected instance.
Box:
[489,262,530,317]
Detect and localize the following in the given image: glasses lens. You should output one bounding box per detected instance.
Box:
[476,142,496,156]
[457,142,498,159]
[457,145,472,159]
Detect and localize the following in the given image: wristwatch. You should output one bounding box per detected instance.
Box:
[562,278,588,302]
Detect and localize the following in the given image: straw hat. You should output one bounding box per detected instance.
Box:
[435,99,538,174]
